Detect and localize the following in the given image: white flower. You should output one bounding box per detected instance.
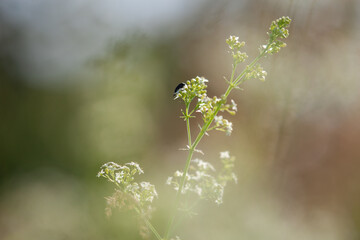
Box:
[197,104,209,114]
[198,94,210,103]
[231,99,237,111]
[214,115,224,125]
[194,159,215,172]
[166,176,173,185]
[140,181,150,188]
[97,169,105,177]
[215,186,224,205]
[194,185,202,196]
[213,96,221,103]
[133,192,141,202]
[140,182,158,201]
[230,35,239,41]
[259,70,267,81]
[197,76,209,84]
[126,162,144,174]
[225,121,233,136]
[232,173,238,184]
[174,170,183,177]
[183,183,190,194]
[115,172,122,183]
[220,151,230,159]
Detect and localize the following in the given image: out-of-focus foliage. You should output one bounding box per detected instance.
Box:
[1,1,360,240]
[167,152,237,205]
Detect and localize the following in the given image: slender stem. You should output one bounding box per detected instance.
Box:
[164,45,270,240]
[134,208,162,240]
[229,61,237,83]
[164,103,194,240]
[233,48,268,86]
[186,103,192,147]
[111,176,162,240]
[164,147,195,239]
[164,77,235,240]
[171,198,201,234]
[144,217,163,240]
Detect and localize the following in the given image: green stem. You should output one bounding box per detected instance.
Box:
[164,45,270,240]
[134,208,162,240]
[233,48,268,86]
[171,198,201,234]
[111,176,161,240]
[164,103,194,239]
[186,103,192,147]
[164,79,235,240]
[144,217,162,240]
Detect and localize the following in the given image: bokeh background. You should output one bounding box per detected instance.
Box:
[1,0,360,239]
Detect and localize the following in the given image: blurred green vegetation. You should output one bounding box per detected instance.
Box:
[1,1,360,240]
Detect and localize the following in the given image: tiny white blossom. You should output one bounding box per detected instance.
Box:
[183,183,190,193]
[174,171,183,177]
[232,173,238,184]
[126,162,144,174]
[194,159,215,172]
[215,187,224,205]
[133,192,141,202]
[129,183,140,191]
[192,170,202,181]
[197,76,209,84]
[213,96,221,103]
[166,176,173,185]
[140,181,150,188]
[214,115,224,124]
[194,185,202,196]
[115,172,122,183]
[220,151,230,159]
[231,99,237,111]
[259,70,267,81]
[97,169,105,177]
[232,35,239,41]
[225,121,233,136]
[197,104,209,114]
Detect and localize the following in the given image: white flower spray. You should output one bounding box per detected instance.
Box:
[97,16,291,240]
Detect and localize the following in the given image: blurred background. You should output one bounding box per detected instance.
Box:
[1,0,360,239]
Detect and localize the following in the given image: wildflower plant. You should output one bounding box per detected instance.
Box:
[97,16,291,240]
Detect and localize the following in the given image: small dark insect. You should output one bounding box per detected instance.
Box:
[173,82,185,98]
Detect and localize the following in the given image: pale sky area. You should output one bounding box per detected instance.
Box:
[0,0,208,85]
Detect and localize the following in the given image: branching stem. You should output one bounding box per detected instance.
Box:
[164,45,270,240]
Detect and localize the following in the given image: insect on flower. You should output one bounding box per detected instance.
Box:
[173,82,186,98]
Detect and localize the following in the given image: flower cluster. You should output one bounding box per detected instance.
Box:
[174,75,237,136]
[261,16,291,54]
[226,35,248,64]
[201,98,237,135]
[213,115,233,136]
[226,35,245,50]
[97,162,157,216]
[245,64,267,82]
[197,96,237,135]
[174,76,208,103]
[97,16,291,240]
[166,152,237,205]
[218,151,237,186]
[219,98,237,115]
[197,95,222,122]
